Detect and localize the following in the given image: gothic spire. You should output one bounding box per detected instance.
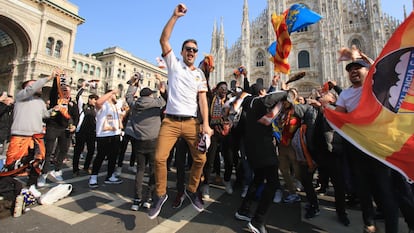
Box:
[404,5,407,19]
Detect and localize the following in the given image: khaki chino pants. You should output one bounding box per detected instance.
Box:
[154,117,206,196]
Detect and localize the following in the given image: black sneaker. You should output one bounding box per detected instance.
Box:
[248,220,268,233]
[172,192,185,209]
[305,206,320,219]
[185,189,204,212]
[147,194,168,220]
[131,199,142,211]
[235,209,252,222]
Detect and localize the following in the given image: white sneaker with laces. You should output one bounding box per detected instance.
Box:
[273,189,283,203]
[50,170,63,182]
[29,184,42,198]
[89,175,98,188]
[104,174,123,184]
[37,173,48,187]
[224,181,233,195]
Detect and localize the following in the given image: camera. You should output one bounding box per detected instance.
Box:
[238,67,244,73]
[127,73,142,86]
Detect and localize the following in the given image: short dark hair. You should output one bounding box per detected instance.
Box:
[181,39,198,51]
[215,81,227,89]
[88,94,99,100]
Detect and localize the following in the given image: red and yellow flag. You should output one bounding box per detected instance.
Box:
[325,13,414,182]
[271,12,292,74]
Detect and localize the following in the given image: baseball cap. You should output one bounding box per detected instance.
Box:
[140,87,155,97]
[345,59,370,72]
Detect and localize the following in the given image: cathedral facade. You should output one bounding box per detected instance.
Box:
[210,0,402,95]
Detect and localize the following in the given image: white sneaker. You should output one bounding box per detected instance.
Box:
[201,184,210,199]
[241,185,249,198]
[89,175,98,188]
[37,174,48,187]
[50,170,63,182]
[128,166,137,173]
[39,184,72,205]
[104,174,123,184]
[114,167,122,176]
[223,181,233,195]
[29,184,42,198]
[273,189,283,203]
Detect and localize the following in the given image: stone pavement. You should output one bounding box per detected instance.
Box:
[1,153,409,233]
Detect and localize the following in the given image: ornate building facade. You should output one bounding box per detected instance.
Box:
[210,0,404,95]
[0,0,166,97]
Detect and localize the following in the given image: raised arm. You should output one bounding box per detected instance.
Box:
[96,89,118,110]
[160,3,187,56]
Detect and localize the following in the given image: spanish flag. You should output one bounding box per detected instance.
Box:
[270,12,291,74]
[324,13,414,182]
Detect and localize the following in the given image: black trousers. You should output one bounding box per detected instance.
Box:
[92,135,120,179]
[44,126,70,173]
[72,132,96,172]
[132,139,156,200]
[174,138,190,193]
[298,163,318,208]
[346,142,399,233]
[317,151,347,216]
[239,164,279,224]
[117,134,136,167]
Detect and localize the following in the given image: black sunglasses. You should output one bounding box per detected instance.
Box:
[184,46,198,53]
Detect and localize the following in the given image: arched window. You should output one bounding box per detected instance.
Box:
[96,68,101,78]
[256,51,265,67]
[76,62,83,73]
[46,37,54,56]
[90,66,95,76]
[54,40,63,58]
[83,64,89,74]
[71,60,76,69]
[122,70,126,79]
[298,50,310,68]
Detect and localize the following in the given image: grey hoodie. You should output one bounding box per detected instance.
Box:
[124,86,166,140]
[11,78,52,136]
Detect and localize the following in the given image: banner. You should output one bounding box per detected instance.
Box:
[324,13,414,182]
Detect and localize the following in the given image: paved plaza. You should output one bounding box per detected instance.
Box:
[1,148,409,233]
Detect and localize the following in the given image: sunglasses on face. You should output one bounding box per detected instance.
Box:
[184,46,198,53]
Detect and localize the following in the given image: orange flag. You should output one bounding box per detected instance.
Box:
[271,13,292,74]
[324,13,414,182]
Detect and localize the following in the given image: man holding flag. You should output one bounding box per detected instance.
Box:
[334,56,399,233]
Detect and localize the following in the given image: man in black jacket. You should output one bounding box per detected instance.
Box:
[234,84,286,233]
[72,81,98,177]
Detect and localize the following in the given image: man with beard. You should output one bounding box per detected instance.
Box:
[335,58,399,233]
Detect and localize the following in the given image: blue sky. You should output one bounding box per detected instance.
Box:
[70,0,411,66]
